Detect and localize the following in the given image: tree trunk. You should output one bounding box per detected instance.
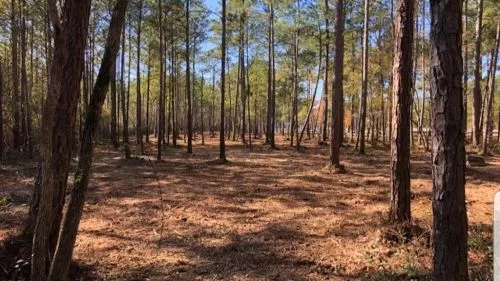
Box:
[136,0,143,154]
[0,61,3,161]
[166,45,171,146]
[389,0,414,223]
[11,0,21,151]
[212,66,216,137]
[358,0,370,154]
[350,95,355,142]
[233,57,240,141]
[270,4,276,148]
[186,0,193,154]
[31,0,92,279]
[388,0,394,144]
[20,0,32,158]
[157,0,164,160]
[430,0,469,278]
[418,0,428,150]
[120,25,131,159]
[299,29,323,147]
[266,3,272,145]
[192,43,196,143]
[479,53,491,138]
[498,102,500,142]
[378,15,386,145]
[47,2,129,279]
[265,2,276,148]
[220,0,226,160]
[246,27,252,149]
[330,0,344,167]
[480,23,499,155]
[323,0,330,143]
[292,0,299,149]
[126,26,131,148]
[227,60,232,141]
[472,0,483,147]
[201,73,205,145]
[410,5,419,148]
[462,0,468,135]
[172,46,178,146]
[111,57,118,148]
[163,16,169,146]
[239,4,247,145]
[146,43,151,143]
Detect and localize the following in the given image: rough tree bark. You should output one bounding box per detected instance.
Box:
[430,0,469,278]
[389,0,414,223]
[462,0,468,134]
[31,0,92,279]
[47,1,129,279]
[0,60,3,161]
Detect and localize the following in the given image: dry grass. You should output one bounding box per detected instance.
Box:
[0,136,497,280]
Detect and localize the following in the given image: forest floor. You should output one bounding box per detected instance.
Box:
[0,136,497,281]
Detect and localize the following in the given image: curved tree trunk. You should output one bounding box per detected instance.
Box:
[47,2,129,279]
[31,1,92,279]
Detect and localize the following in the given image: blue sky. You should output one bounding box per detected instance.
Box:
[206,0,219,11]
